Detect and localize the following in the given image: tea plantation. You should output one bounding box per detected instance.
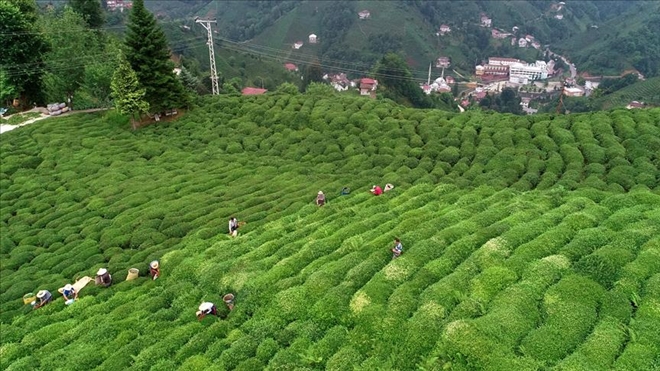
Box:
[1,94,659,370]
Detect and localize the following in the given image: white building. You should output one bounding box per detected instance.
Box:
[309,34,317,44]
[293,41,303,49]
[518,38,528,48]
[509,61,549,83]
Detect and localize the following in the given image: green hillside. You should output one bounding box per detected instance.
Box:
[592,77,660,110]
[1,96,660,370]
[556,3,660,77]
[180,1,632,79]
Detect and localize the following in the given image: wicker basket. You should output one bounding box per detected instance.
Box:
[23,293,36,305]
[126,268,139,281]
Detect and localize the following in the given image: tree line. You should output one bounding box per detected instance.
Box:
[1,0,191,119]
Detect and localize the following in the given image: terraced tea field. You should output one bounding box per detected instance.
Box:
[1,95,659,370]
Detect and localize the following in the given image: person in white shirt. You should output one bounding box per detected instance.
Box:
[228,217,239,237]
[196,302,218,320]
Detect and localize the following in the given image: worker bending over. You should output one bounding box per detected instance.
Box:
[149,261,160,280]
[196,302,219,320]
[95,268,112,287]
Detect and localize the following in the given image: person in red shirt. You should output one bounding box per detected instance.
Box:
[370,185,383,196]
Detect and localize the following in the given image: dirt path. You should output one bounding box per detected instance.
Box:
[1,108,108,135]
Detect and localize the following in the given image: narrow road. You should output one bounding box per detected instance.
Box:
[546,48,576,79]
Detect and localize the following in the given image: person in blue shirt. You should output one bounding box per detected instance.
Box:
[391,238,403,259]
[61,284,78,302]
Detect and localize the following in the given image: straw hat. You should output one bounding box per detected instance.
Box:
[37,290,48,298]
[64,284,73,291]
[150,260,159,269]
[318,191,323,195]
[97,268,107,276]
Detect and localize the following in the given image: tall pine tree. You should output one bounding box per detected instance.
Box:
[111,52,149,130]
[124,0,187,113]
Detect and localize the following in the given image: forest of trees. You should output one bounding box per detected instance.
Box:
[0,0,190,115]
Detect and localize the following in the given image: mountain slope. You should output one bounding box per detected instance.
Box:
[1,95,660,370]
[556,2,660,77]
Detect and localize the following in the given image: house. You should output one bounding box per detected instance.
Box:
[626,101,645,109]
[421,83,433,95]
[434,77,452,93]
[359,78,378,95]
[555,14,564,20]
[437,24,451,35]
[480,14,492,27]
[293,41,303,49]
[475,65,485,75]
[473,88,487,100]
[358,10,371,19]
[511,37,517,46]
[518,38,528,48]
[284,63,298,72]
[445,76,455,84]
[491,29,511,39]
[563,87,584,97]
[520,96,531,108]
[436,57,451,68]
[309,34,317,44]
[172,68,182,75]
[106,0,132,12]
[512,26,519,32]
[325,73,351,91]
[241,87,268,96]
[531,41,541,49]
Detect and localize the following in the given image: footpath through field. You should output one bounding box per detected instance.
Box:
[0,108,108,134]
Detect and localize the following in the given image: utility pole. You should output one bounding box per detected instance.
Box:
[196,18,219,95]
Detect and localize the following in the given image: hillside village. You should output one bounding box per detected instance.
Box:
[258,3,617,114]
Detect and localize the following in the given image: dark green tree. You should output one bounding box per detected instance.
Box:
[0,0,48,107]
[41,7,96,106]
[178,66,198,94]
[111,52,149,130]
[124,0,188,112]
[373,53,432,108]
[303,59,323,91]
[69,0,104,28]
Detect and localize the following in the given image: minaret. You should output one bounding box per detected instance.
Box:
[427,62,432,85]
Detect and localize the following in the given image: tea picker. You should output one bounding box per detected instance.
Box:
[228,217,245,237]
[33,290,52,309]
[149,261,160,280]
[391,238,403,259]
[196,302,219,320]
[316,191,326,206]
[59,284,78,305]
[95,268,112,287]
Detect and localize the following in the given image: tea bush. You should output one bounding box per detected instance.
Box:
[1,97,659,370]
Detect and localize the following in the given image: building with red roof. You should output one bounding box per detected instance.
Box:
[284,63,298,72]
[241,87,268,96]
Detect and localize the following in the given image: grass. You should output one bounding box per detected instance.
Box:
[1,94,660,370]
[0,112,42,126]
